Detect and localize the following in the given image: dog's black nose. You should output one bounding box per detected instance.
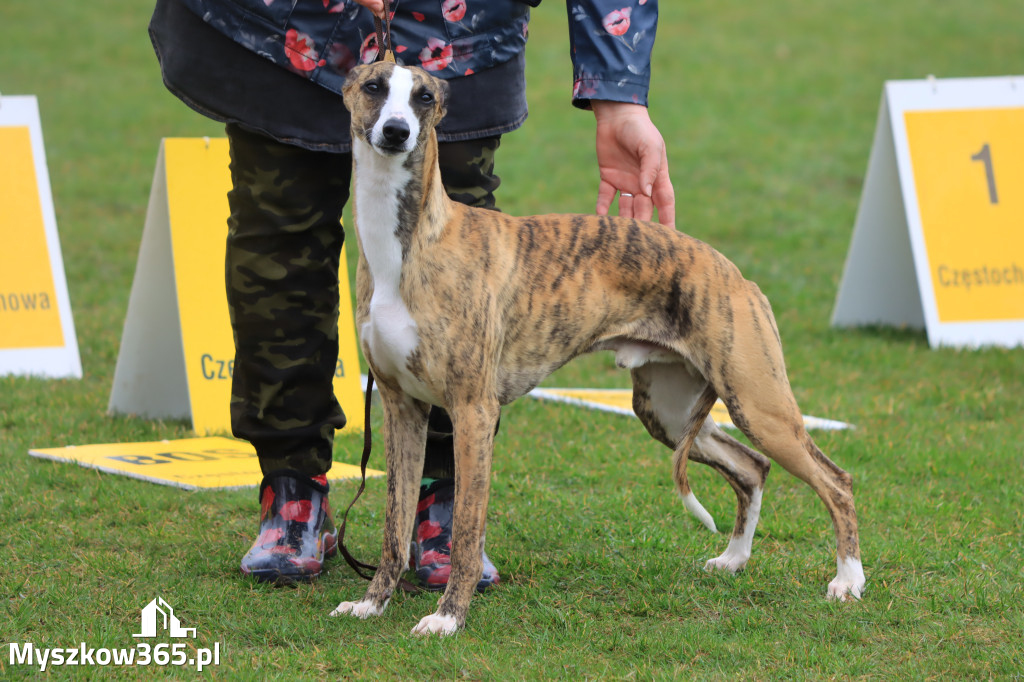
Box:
[382,119,410,145]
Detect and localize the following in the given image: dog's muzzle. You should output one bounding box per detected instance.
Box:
[376,117,411,153]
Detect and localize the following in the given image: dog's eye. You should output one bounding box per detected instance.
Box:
[418,91,434,104]
[364,81,381,94]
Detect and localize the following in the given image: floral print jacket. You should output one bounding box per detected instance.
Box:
[175,0,658,107]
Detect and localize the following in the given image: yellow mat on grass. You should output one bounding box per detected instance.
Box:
[29,436,383,490]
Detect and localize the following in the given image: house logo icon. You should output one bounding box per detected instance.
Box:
[132,597,197,638]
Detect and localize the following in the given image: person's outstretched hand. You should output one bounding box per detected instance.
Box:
[592,101,676,227]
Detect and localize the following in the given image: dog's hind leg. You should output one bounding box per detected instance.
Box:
[412,397,501,636]
[717,342,864,599]
[732,398,863,598]
[632,363,771,572]
[331,382,430,620]
[696,426,771,573]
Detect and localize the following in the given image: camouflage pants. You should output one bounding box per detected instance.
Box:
[225,123,501,476]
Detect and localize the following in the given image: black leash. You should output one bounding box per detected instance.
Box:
[335,0,424,594]
[336,370,423,594]
[373,0,396,64]
[335,1,392,586]
[336,370,379,580]
[345,0,394,571]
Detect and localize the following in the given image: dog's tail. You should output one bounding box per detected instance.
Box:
[674,383,719,533]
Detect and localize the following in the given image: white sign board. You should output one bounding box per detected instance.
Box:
[0,96,81,377]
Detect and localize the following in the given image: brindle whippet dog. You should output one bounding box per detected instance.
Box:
[330,61,865,636]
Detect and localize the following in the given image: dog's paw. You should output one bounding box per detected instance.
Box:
[826,557,865,601]
[826,579,864,601]
[329,598,387,619]
[704,549,748,574]
[411,612,459,636]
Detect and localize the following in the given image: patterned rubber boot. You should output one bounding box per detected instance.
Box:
[412,478,500,592]
[240,470,338,585]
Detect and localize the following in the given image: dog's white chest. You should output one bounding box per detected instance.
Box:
[362,302,418,373]
[353,141,438,404]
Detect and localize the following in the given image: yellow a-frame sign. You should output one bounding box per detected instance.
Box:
[108,138,363,435]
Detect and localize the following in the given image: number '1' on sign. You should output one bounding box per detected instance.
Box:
[970,143,998,204]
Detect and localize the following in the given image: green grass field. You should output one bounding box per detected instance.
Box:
[2,0,1023,678]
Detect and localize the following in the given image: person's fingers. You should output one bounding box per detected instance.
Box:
[630,192,655,222]
[649,144,675,227]
[653,178,676,227]
[354,0,386,18]
[617,192,635,218]
[596,178,617,216]
[655,190,675,226]
[637,141,660,200]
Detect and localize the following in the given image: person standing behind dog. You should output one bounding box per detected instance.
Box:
[149,0,675,588]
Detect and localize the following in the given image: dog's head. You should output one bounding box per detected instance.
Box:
[343,61,449,156]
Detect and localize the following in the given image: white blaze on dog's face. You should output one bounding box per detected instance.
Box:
[370,66,419,154]
[344,62,448,156]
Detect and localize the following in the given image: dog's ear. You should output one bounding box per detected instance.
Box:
[342,64,370,113]
[434,77,450,122]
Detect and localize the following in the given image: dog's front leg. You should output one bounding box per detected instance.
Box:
[331,382,429,620]
[412,399,500,636]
